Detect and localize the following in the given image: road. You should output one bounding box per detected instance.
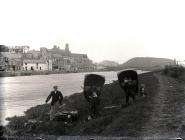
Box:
[140,73,185,137]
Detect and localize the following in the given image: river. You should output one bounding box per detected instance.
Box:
[0,70,144,125]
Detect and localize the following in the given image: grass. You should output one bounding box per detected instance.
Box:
[163,65,185,79]
[5,72,159,137]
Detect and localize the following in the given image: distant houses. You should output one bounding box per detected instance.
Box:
[0,44,96,72]
[0,46,24,71]
[23,59,52,71]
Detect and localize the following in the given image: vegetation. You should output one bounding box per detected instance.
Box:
[163,65,185,79]
[5,72,159,137]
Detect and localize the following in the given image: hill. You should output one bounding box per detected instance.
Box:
[98,60,119,67]
[121,57,174,71]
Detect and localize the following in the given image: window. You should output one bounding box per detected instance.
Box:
[31,66,34,71]
[83,55,87,58]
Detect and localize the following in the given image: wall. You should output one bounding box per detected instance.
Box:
[48,60,52,71]
[23,63,48,71]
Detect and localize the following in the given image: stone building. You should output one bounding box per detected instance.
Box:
[23,49,52,71]
[0,45,29,71]
[23,59,52,71]
[0,44,96,72]
[38,44,96,72]
[0,54,7,71]
[1,52,23,71]
[71,53,95,72]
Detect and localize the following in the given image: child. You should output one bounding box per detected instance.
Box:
[140,84,146,97]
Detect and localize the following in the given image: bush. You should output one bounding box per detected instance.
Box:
[163,65,185,78]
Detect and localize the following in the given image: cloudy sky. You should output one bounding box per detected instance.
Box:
[0,0,185,63]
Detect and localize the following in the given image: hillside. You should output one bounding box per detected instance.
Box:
[98,60,119,67]
[121,57,174,71]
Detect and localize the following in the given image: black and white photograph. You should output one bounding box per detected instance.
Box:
[0,0,185,139]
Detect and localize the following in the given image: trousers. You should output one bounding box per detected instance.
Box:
[50,101,59,121]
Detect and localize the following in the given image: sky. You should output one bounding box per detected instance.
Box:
[0,0,185,63]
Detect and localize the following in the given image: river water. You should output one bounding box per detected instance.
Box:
[0,70,144,125]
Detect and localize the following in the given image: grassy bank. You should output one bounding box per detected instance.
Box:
[163,65,185,80]
[5,72,159,137]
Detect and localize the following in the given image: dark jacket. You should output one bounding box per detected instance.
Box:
[46,90,63,105]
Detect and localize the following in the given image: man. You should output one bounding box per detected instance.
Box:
[84,86,100,118]
[45,85,63,121]
[121,77,136,106]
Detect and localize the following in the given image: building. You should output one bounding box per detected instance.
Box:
[23,59,52,71]
[0,54,7,71]
[0,43,96,72]
[71,53,96,72]
[1,52,23,71]
[38,44,96,72]
[0,45,29,71]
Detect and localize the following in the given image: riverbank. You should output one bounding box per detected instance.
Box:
[0,71,50,77]
[0,69,147,77]
[5,68,185,139]
[4,72,160,137]
[0,70,97,77]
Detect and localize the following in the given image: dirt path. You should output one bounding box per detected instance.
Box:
[140,73,185,137]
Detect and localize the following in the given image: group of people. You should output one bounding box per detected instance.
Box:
[45,79,146,121]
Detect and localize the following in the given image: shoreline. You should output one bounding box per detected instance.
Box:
[0,70,97,77]
[4,72,159,137]
[0,69,147,77]
[1,70,148,126]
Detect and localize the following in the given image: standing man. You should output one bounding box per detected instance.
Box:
[84,86,101,119]
[45,85,63,121]
[121,77,136,106]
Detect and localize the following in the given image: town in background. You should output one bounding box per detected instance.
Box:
[0,44,97,74]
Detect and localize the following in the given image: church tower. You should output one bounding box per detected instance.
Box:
[65,43,71,56]
[65,43,69,52]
